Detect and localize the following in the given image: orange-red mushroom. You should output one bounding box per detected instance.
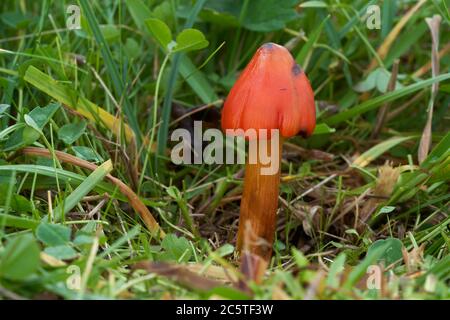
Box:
[222,42,316,261]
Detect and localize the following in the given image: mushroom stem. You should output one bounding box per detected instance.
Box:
[237,136,284,261]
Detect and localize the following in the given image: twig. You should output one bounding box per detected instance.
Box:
[371,60,400,138]
[0,286,27,300]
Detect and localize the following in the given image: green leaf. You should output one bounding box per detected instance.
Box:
[99,25,120,42]
[173,28,209,52]
[22,126,40,145]
[58,121,86,145]
[44,245,78,260]
[367,238,403,266]
[73,234,94,245]
[379,206,396,214]
[354,68,403,93]
[24,114,42,133]
[3,103,60,151]
[160,234,192,262]
[27,102,60,129]
[353,69,379,92]
[145,18,173,49]
[0,234,40,280]
[36,222,71,246]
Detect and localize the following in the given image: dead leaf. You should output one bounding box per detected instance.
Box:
[133,261,222,291]
[418,15,442,164]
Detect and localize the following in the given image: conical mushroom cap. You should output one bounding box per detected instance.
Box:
[221,43,316,139]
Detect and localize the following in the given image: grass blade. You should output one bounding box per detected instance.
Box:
[324,73,450,126]
[0,164,118,197]
[79,0,142,145]
[53,159,113,221]
[296,15,329,70]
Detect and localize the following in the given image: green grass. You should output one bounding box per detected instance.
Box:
[0,0,449,300]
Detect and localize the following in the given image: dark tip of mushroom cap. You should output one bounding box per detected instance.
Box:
[261,42,275,51]
[292,63,302,76]
[298,130,309,138]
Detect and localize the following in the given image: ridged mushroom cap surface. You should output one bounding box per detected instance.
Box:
[221,43,316,139]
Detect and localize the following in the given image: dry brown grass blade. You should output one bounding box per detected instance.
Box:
[366,0,427,74]
[133,261,222,291]
[418,15,441,164]
[371,60,400,139]
[185,263,239,283]
[20,147,165,239]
